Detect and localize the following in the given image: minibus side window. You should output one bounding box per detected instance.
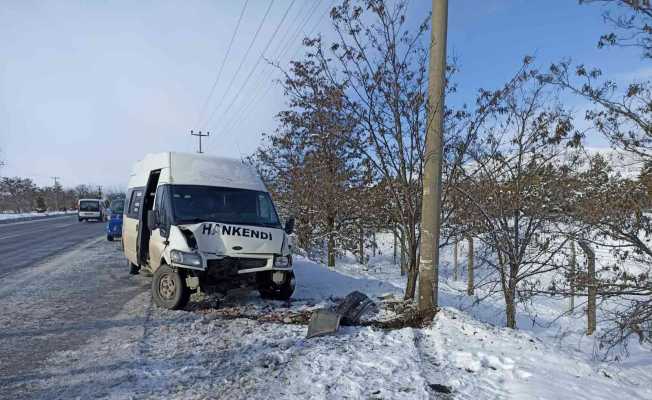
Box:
[128,189,143,219]
[124,189,133,214]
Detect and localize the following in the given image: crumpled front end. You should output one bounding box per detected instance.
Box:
[164,222,292,275]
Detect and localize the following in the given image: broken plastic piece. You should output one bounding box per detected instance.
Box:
[336,291,377,325]
[306,309,341,338]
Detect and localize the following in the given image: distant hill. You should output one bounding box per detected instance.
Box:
[583,147,646,179]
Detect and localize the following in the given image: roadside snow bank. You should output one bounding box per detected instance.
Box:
[293,255,401,300]
[424,308,652,399]
[0,210,76,224]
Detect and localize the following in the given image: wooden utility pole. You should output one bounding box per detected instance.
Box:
[417,0,449,313]
[191,130,210,153]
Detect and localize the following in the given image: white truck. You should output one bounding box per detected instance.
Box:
[122,152,295,309]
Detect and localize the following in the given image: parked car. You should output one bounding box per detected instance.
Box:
[106,199,125,241]
[78,198,106,222]
[123,152,295,309]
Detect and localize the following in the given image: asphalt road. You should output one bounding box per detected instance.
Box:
[0,217,150,399]
[0,215,106,279]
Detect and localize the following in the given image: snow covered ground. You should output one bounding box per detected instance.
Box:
[0,210,76,222]
[7,234,651,399]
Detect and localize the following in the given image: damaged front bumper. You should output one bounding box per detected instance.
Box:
[170,252,293,275]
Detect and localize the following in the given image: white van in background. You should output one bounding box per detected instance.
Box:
[122,152,295,309]
[78,198,106,222]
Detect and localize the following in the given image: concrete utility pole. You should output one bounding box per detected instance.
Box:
[191,130,210,154]
[417,0,448,313]
[51,176,60,211]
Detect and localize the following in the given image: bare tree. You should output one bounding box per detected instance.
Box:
[307,0,431,298]
[251,57,379,267]
[581,0,652,59]
[456,67,584,328]
[571,155,652,346]
[538,0,652,347]
[0,177,37,213]
[306,0,513,299]
[545,62,652,160]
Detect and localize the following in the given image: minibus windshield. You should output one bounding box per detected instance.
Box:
[170,185,282,229]
[79,201,100,212]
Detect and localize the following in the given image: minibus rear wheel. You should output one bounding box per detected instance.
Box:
[152,265,190,310]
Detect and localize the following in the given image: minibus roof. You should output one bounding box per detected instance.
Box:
[127,152,267,192]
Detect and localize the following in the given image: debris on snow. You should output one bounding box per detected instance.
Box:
[336,290,378,325]
[306,309,341,338]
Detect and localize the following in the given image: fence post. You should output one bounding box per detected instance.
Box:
[467,235,474,296]
[578,240,596,336]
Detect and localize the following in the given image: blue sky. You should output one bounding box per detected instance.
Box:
[0,0,646,188]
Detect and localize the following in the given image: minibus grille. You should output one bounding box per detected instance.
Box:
[207,257,267,272]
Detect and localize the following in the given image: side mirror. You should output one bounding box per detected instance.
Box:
[147,210,159,231]
[284,217,295,234]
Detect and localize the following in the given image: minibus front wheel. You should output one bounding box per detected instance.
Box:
[257,271,295,301]
[152,264,190,310]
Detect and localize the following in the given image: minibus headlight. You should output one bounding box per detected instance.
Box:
[170,250,202,267]
[273,255,290,268]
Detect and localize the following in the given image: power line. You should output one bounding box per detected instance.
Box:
[295,0,335,56]
[213,5,315,137]
[202,0,276,130]
[268,0,311,58]
[217,0,332,138]
[275,0,324,63]
[226,0,320,118]
[209,0,299,135]
[194,0,250,129]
